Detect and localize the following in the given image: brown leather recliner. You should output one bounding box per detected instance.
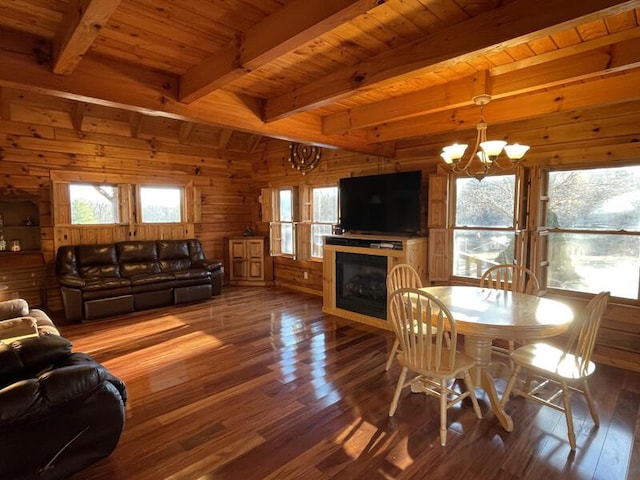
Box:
[0,335,127,480]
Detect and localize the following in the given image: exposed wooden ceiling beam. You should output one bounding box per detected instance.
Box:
[323,33,640,135]
[179,0,383,103]
[0,87,12,120]
[322,72,489,135]
[0,31,393,156]
[53,0,122,75]
[366,69,640,143]
[129,112,142,137]
[264,0,640,122]
[70,102,85,130]
[218,128,233,149]
[178,121,194,144]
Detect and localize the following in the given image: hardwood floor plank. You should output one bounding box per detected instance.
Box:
[54,287,639,480]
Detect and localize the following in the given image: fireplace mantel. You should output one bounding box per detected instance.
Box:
[322,234,428,330]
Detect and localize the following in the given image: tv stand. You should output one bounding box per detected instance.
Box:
[322,234,428,330]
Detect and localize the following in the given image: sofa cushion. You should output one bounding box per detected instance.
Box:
[77,245,119,268]
[77,244,120,278]
[157,240,189,260]
[0,317,38,342]
[117,241,158,262]
[82,277,132,291]
[120,261,162,278]
[0,299,30,321]
[129,272,174,286]
[81,264,121,278]
[172,268,210,281]
[0,335,73,387]
[160,258,192,271]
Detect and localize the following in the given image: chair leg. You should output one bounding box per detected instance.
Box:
[560,380,576,450]
[463,371,483,419]
[582,379,599,426]
[385,339,400,371]
[389,367,408,416]
[501,364,522,407]
[440,378,447,446]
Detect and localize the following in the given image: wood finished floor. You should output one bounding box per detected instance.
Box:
[55,287,640,480]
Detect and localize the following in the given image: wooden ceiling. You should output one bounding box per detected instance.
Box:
[0,0,639,157]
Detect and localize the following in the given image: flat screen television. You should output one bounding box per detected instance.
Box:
[339,171,423,235]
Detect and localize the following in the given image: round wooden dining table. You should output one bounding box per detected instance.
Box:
[420,285,575,432]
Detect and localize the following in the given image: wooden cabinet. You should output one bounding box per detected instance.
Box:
[0,190,46,308]
[0,253,47,308]
[227,237,273,286]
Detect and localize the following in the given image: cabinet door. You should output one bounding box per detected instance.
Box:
[229,240,247,280]
[247,239,264,280]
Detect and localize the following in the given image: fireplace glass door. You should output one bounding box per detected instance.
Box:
[336,252,387,319]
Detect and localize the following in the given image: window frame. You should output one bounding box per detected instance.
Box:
[266,184,339,260]
[68,182,121,226]
[136,184,185,224]
[449,170,528,281]
[543,163,640,304]
[309,185,338,260]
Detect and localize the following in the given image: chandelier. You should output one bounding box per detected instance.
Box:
[440,94,530,180]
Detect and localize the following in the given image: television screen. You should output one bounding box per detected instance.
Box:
[339,171,423,235]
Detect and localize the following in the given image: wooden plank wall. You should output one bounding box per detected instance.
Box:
[251,110,640,372]
[251,141,439,295]
[0,88,254,311]
[0,87,638,371]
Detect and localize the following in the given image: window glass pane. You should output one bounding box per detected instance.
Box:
[311,224,332,257]
[453,230,516,278]
[549,166,640,230]
[70,184,119,224]
[281,223,293,254]
[313,186,338,223]
[548,232,639,299]
[140,186,182,223]
[279,190,292,222]
[456,175,515,227]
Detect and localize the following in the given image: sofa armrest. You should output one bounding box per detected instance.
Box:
[0,299,30,321]
[0,336,73,387]
[193,259,223,272]
[0,359,126,424]
[57,274,87,288]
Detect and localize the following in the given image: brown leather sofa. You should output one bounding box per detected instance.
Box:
[0,335,127,480]
[56,239,223,322]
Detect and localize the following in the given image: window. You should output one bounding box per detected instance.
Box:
[69,184,119,225]
[139,186,183,223]
[278,189,294,255]
[452,175,518,278]
[311,186,338,258]
[547,165,640,300]
[266,185,338,259]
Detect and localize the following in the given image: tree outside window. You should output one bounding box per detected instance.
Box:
[140,186,182,223]
[311,186,338,258]
[453,175,517,278]
[279,189,293,255]
[548,166,640,300]
[69,184,119,224]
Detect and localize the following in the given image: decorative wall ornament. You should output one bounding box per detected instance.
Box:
[288,142,322,175]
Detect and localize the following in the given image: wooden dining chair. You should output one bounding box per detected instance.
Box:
[384,264,423,371]
[500,291,610,450]
[388,288,482,446]
[480,263,540,356]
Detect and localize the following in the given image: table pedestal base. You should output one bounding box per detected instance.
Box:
[465,335,514,432]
